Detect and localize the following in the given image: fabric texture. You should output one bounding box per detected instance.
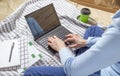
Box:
[24,66,66,76]
[0,0,87,75]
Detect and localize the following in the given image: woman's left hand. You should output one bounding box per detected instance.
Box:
[47,36,66,51]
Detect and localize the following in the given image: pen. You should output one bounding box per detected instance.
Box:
[9,42,15,62]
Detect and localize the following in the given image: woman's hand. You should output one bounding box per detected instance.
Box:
[65,34,87,48]
[47,36,66,51]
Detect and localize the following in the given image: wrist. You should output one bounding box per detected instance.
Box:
[57,46,67,52]
[58,47,69,52]
[79,39,87,48]
[83,40,87,47]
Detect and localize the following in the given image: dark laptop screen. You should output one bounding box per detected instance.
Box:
[25,3,61,40]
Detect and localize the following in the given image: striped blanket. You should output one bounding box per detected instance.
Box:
[0,0,88,75]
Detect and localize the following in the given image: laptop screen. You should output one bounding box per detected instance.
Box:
[25,3,61,40]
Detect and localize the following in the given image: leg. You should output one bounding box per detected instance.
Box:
[24,66,66,76]
[83,26,104,39]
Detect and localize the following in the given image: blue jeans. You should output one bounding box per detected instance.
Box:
[24,26,103,76]
[24,66,100,76]
[24,66,66,76]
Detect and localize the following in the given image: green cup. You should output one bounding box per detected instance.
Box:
[79,8,91,23]
[79,14,90,23]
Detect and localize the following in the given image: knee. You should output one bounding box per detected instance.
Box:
[23,67,36,76]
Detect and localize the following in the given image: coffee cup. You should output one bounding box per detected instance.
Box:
[79,8,91,23]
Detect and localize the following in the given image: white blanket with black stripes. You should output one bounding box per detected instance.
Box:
[0,0,87,76]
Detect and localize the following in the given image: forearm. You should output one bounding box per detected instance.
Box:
[59,47,75,64]
[59,26,120,76]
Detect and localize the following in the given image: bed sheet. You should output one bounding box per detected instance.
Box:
[0,0,87,75]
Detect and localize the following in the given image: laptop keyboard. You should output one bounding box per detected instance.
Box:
[36,26,71,55]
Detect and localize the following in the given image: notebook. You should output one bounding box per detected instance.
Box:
[0,39,20,70]
[25,3,71,55]
[28,41,42,67]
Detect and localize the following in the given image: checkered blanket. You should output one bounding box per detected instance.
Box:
[0,0,88,75]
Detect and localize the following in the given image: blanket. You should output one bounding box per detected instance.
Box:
[0,0,87,75]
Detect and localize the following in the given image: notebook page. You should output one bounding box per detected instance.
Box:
[0,39,20,68]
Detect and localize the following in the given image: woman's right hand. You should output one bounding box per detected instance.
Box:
[65,34,87,48]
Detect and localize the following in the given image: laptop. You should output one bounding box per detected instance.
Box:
[25,3,71,55]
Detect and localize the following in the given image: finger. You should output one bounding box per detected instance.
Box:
[48,40,52,43]
[53,36,63,41]
[48,37,51,41]
[75,34,79,36]
[47,38,52,44]
[65,34,74,38]
[75,34,82,38]
[47,42,53,46]
[48,37,54,42]
[68,44,77,48]
[47,41,51,45]
[47,37,51,42]
[53,35,58,39]
[64,38,74,42]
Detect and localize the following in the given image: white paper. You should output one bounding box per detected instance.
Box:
[0,39,20,68]
[28,42,41,67]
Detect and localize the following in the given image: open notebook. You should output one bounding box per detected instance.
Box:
[0,39,20,70]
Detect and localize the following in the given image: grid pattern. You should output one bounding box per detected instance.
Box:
[19,36,29,71]
[0,0,88,75]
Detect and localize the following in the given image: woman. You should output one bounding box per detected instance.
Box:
[24,0,120,76]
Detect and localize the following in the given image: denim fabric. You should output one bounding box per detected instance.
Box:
[84,26,103,39]
[24,66,101,76]
[24,66,66,76]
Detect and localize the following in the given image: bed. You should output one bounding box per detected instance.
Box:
[0,0,88,75]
